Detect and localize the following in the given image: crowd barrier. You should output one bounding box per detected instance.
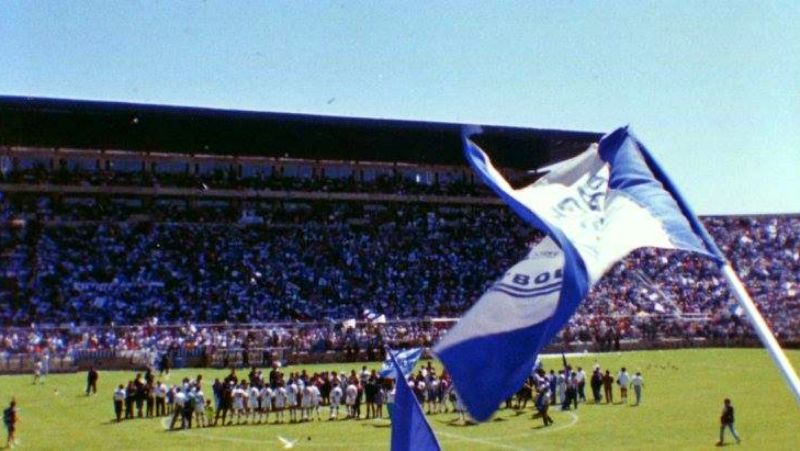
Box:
[4,336,789,375]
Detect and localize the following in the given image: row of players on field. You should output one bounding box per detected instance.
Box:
[112,363,468,428]
[111,362,643,428]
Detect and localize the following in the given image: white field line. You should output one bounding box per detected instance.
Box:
[159,410,579,449]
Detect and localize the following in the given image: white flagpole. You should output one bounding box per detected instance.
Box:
[721,263,800,403]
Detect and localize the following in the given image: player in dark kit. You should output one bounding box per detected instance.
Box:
[4,399,18,449]
[86,367,99,395]
[716,398,741,446]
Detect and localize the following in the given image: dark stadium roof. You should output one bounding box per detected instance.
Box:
[0,96,602,170]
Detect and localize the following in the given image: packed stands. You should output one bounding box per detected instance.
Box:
[1,153,799,362]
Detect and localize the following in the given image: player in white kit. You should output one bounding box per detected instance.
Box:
[345,382,358,419]
[309,384,322,421]
[194,388,206,427]
[248,384,260,423]
[259,384,273,423]
[232,383,246,424]
[330,383,343,420]
[286,380,299,423]
[274,383,287,424]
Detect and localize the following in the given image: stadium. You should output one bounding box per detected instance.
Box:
[0,96,798,450]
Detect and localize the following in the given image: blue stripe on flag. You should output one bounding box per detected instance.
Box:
[487,286,563,299]
[598,127,724,263]
[493,281,562,293]
[390,351,441,451]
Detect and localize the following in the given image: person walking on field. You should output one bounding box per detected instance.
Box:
[3,398,18,449]
[629,372,644,406]
[616,367,630,404]
[602,370,614,404]
[716,398,741,446]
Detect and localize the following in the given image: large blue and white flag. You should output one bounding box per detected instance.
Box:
[380,348,423,379]
[434,126,725,421]
[390,350,441,451]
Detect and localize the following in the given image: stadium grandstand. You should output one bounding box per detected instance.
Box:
[0,96,798,372]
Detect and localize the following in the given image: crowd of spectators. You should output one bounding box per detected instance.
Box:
[1,170,798,358]
[1,320,441,361]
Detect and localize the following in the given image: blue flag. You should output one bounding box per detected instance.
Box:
[434,126,724,422]
[379,348,422,379]
[390,351,441,451]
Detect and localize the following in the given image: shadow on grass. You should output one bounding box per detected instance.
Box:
[434,417,479,427]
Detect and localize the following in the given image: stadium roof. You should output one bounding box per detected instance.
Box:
[0,96,602,170]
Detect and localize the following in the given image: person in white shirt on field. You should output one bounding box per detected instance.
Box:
[259,384,273,423]
[33,360,43,385]
[300,385,313,421]
[345,382,358,419]
[629,372,644,406]
[616,368,631,404]
[309,383,322,421]
[330,383,343,420]
[194,388,206,427]
[248,384,260,423]
[416,378,427,407]
[232,383,246,424]
[576,367,587,402]
[557,371,568,405]
[170,389,186,430]
[113,384,126,422]
[286,380,299,423]
[274,383,287,424]
[155,381,167,416]
[41,352,50,382]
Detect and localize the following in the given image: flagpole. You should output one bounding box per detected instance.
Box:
[721,263,800,403]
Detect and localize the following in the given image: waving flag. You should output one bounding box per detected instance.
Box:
[389,351,441,451]
[434,126,725,421]
[380,348,423,379]
[363,309,387,324]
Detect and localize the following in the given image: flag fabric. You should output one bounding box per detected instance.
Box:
[363,309,387,324]
[434,126,725,422]
[389,351,441,451]
[380,347,423,379]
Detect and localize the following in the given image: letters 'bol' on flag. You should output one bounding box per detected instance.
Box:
[389,351,441,451]
[379,347,423,379]
[434,126,725,422]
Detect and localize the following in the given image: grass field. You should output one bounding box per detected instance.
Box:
[1,348,799,450]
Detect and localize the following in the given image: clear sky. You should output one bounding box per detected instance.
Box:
[1,1,798,214]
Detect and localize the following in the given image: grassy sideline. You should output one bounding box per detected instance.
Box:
[1,348,799,450]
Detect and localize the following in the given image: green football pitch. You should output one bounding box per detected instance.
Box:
[2,348,799,450]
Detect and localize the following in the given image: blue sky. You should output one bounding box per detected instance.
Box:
[2,1,798,214]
